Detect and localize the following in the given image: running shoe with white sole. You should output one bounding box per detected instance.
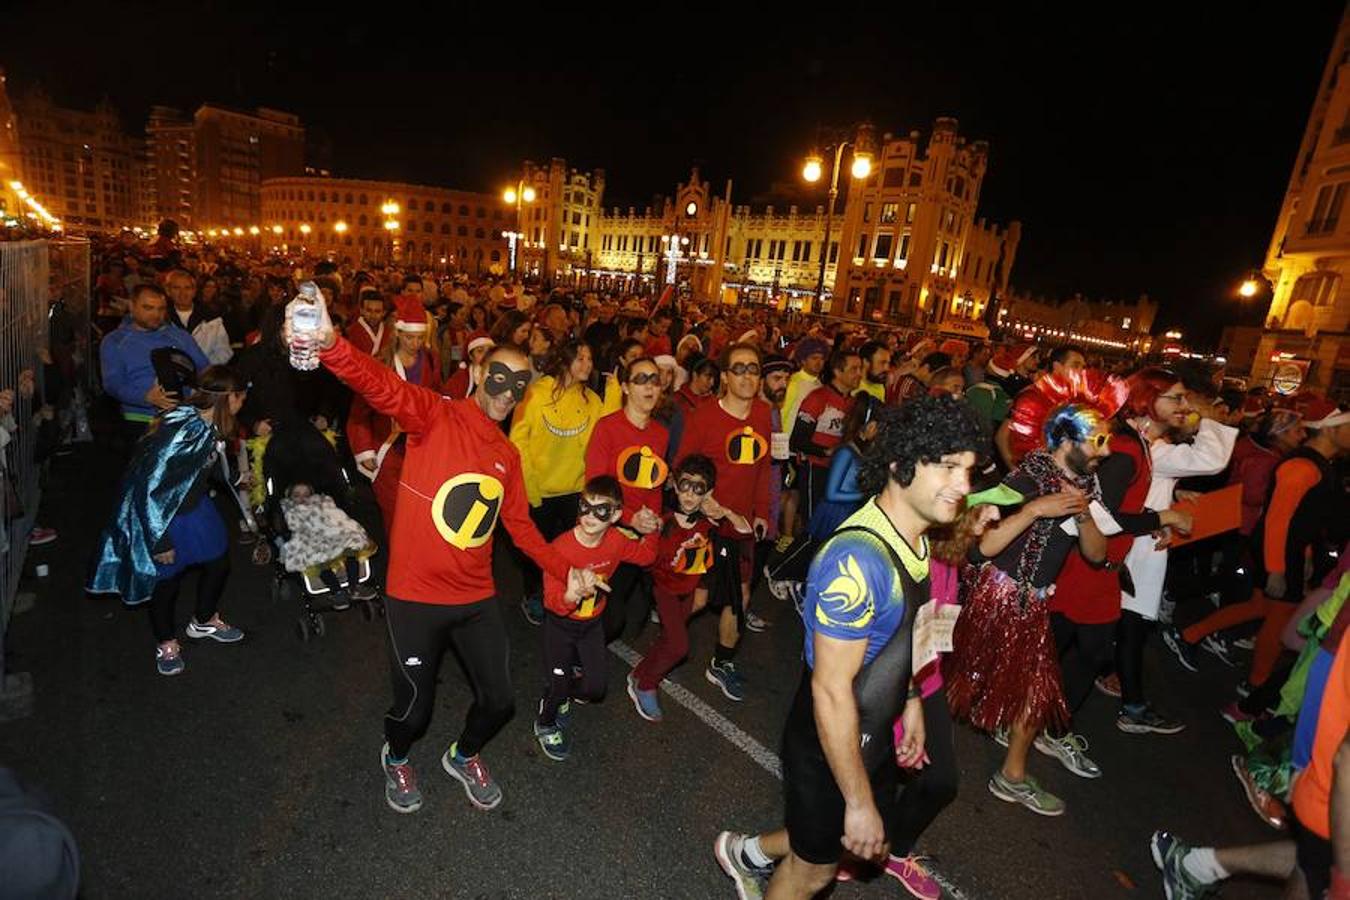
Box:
[1034,732,1103,779]
[988,771,1065,816]
[185,616,244,643]
[1118,704,1185,735]
[1095,673,1122,698]
[992,726,1010,748]
[381,743,422,814]
[744,611,770,633]
[1234,680,1253,698]
[1232,636,1256,652]
[1230,754,1286,830]
[713,831,772,900]
[883,855,942,900]
[155,643,185,676]
[441,744,503,810]
[1199,634,1236,667]
[706,660,745,702]
[1161,626,1199,672]
[764,566,793,602]
[1150,830,1219,899]
[533,720,570,762]
[627,673,663,722]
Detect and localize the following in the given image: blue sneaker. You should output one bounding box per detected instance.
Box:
[155,643,185,676]
[520,595,544,626]
[627,673,663,722]
[533,720,571,762]
[1151,830,1219,899]
[185,616,244,643]
[555,700,572,729]
[706,659,745,702]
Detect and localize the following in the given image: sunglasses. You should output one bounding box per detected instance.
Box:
[675,477,709,496]
[577,499,619,522]
[1157,392,1189,404]
[627,372,661,386]
[727,363,761,377]
[1085,432,1110,449]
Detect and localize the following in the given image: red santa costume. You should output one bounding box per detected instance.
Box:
[444,331,495,400]
[347,304,393,357]
[346,296,444,523]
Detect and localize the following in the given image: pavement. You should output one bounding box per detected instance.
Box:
[0,443,1290,899]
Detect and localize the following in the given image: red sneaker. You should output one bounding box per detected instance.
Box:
[1095,673,1121,698]
[29,527,57,546]
[1221,701,1256,725]
[884,855,943,900]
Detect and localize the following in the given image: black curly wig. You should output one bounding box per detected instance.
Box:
[858,395,984,493]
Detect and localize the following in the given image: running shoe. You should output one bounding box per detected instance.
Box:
[764,566,793,602]
[1034,732,1103,779]
[351,582,379,602]
[713,831,772,900]
[706,659,745,702]
[155,643,185,676]
[1220,701,1256,725]
[520,595,544,626]
[1118,704,1185,735]
[1234,680,1253,699]
[1230,754,1286,830]
[331,589,352,611]
[744,611,770,633]
[1199,635,1236,667]
[185,616,244,643]
[1232,636,1256,652]
[1150,830,1219,899]
[1161,627,1199,672]
[988,771,1065,816]
[441,743,503,810]
[883,855,942,900]
[533,720,570,762]
[991,726,1010,748]
[627,673,663,722]
[28,526,57,546]
[649,606,660,624]
[555,700,572,729]
[1095,673,1122,698]
[381,743,423,814]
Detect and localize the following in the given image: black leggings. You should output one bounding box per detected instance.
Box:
[601,563,651,644]
[885,691,958,856]
[539,614,607,725]
[149,554,230,642]
[1051,613,1116,717]
[384,596,514,760]
[518,494,579,601]
[318,556,361,593]
[1116,609,1151,708]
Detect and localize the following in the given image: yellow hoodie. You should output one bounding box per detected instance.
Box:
[510,375,604,506]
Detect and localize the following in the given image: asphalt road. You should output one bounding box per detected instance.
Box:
[0,444,1289,899]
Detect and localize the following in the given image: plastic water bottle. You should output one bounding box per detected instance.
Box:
[288,281,323,371]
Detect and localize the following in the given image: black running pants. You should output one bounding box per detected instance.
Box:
[148,554,229,643]
[1051,613,1117,716]
[885,690,959,856]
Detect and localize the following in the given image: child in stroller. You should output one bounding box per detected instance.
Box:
[278,481,377,610]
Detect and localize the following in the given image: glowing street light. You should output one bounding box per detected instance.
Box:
[232,227,244,236]
[799,123,875,308]
[299,223,312,236]
[1239,279,1259,298]
[384,219,400,231]
[334,221,348,234]
[381,201,400,217]
[850,153,873,180]
[271,225,283,235]
[503,179,538,275]
[248,225,260,236]
[802,155,823,183]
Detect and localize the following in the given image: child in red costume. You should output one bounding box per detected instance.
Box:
[533,476,657,761]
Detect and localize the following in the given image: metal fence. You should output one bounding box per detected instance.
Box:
[49,238,93,393]
[0,239,56,719]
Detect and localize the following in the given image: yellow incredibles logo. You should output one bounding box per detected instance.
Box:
[431,473,504,550]
[672,535,714,575]
[725,426,768,465]
[617,445,669,490]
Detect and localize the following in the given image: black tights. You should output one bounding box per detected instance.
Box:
[383,596,514,760]
[1051,613,1116,717]
[538,615,607,725]
[885,691,958,856]
[1116,609,1151,708]
[149,554,230,643]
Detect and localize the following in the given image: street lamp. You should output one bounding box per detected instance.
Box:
[661,234,689,286]
[334,221,348,234]
[1239,278,1259,299]
[299,223,312,236]
[800,125,874,310]
[503,180,537,276]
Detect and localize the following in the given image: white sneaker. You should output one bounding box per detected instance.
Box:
[1034,732,1102,779]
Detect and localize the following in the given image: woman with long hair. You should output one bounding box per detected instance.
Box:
[88,365,250,676]
[490,310,533,351]
[510,339,604,623]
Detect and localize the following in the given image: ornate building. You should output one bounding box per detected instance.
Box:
[999,291,1158,354]
[1230,6,1350,398]
[260,176,508,272]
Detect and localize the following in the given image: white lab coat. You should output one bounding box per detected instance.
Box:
[1120,418,1239,620]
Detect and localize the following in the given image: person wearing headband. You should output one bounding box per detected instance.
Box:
[301,295,597,817]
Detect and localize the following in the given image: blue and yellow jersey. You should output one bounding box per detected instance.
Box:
[802,499,929,669]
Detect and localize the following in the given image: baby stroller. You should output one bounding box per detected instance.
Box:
[253,419,385,642]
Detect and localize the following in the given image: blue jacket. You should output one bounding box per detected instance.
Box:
[100,319,209,419]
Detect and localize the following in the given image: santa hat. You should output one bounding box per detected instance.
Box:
[905,335,936,359]
[1302,397,1350,430]
[988,343,1038,377]
[464,330,494,356]
[1240,395,1269,418]
[676,334,703,358]
[737,329,760,345]
[395,295,428,333]
[498,287,518,310]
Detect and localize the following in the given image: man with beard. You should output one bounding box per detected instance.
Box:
[946,385,1115,817]
[715,396,983,899]
[856,341,892,403]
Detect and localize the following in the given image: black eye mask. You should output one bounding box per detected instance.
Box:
[484,362,531,402]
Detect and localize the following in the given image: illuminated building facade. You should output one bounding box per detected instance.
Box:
[146,106,195,226]
[12,87,139,230]
[193,105,304,226]
[1232,6,1350,398]
[0,69,22,220]
[998,291,1158,354]
[516,158,605,281]
[260,176,508,272]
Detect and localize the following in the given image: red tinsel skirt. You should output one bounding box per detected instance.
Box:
[945,564,1068,733]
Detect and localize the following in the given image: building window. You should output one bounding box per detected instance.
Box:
[359,214,368,226]
[424,222,433,233]
[952,177,965,199]
[829,241,839,264]
[939,242,950,268]
[1309,183,1348,234]
[862,203,872,223]
[491,250,502,262]
[880,203,898,224]
[440,223,450,234]
[475,227,485,238]
[1122,316,1132,330]
[476,206,486,218]
[856,233,870,259]
[943,209,955,231]
[459,204,469,216]
[408,199,418,210]
[883,167,905,188]
[803,241,812,262]
[905,203,916,224]
[442,202,452,214]
[873,233,894,259]
[359,194,368,205]
[908,172,922,187]
[457,225,468,236]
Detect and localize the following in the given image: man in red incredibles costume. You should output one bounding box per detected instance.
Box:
[300,299,596,816]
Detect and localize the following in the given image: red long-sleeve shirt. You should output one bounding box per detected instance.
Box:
[320,337,569,605]
[584,410,670,523]
[678,397,773,533]
[543,527,657,620]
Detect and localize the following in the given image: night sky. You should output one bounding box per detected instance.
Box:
[6,3,1345,344]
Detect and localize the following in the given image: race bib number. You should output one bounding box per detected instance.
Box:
[770,431,790,461]
[912,602,961,676]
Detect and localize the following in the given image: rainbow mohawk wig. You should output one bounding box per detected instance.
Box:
[1008,369,1129,461]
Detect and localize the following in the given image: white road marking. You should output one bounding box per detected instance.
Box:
[608,640,974,900]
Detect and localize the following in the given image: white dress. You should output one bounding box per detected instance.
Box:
[1120,418,1238,620]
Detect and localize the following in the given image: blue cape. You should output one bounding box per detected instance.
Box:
[87,407,220,606]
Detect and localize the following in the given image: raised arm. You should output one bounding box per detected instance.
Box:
[319,337,441,436]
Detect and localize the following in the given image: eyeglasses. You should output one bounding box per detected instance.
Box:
[1157,393,1189,404]
[1086,432,1111,449]
[577,499,619,522]
[727,363,761,377]
[627,372,661,386]
[675,477,709,496]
